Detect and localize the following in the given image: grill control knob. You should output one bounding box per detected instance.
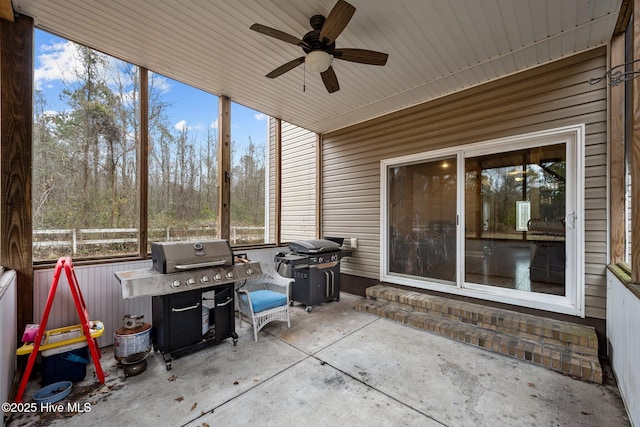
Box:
[200,276,209,283]
[331,254,337,261]
[225,272,234,279]
[213,274,222,281]
[186,278,195,286]
[171,280,181,288]
[246,268,253,276]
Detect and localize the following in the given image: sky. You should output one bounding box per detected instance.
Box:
[33,29,268,153]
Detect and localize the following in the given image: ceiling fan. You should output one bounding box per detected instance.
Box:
[250,0,388,93]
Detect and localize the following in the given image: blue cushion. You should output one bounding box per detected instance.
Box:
[247,290,287,313]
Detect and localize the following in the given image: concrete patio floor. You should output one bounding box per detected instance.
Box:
[9,292,630,427]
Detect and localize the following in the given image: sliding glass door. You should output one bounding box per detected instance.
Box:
[464,144,567,295]
[388,157,457,284]
[381,126,584,315]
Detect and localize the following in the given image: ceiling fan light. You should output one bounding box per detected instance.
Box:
[306,50,332,72]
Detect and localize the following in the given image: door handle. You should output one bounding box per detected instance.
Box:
[567,211,576,229]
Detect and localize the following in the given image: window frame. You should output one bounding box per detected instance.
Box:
[31,31,280,265]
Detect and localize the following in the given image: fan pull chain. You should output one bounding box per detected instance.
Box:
[303,62,306,92]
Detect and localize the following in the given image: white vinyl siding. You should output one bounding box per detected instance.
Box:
[281,121,317,242]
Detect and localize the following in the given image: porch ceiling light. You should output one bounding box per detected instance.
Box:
[306,50,332,73]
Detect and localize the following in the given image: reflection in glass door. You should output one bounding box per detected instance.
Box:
[388,157,457,284]
[464,144,566,295]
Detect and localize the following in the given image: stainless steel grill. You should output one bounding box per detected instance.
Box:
[114,240,262,370]
[115,240,261,299]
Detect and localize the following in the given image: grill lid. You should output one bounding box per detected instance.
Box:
[288,239,341,254]
[152,240,233,274]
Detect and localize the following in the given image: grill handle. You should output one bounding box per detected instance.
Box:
[174,260,228,270]
[171,302,200,312]
[216,297,233,307]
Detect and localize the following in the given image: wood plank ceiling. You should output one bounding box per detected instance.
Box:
[13,0,622,134]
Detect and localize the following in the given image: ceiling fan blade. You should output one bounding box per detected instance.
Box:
[333,48,388,66]
[266,57,305,79]
[0,0,14,22]
[250,23,308,48]
[319,0,356,45]
[320,66,340,93]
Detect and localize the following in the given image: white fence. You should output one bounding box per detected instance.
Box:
[33,226,265,256]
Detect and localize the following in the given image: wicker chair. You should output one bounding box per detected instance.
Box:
[236,262,293,341]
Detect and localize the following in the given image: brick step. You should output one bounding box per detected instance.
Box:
[365,285,598,357]
[356,285,602,383]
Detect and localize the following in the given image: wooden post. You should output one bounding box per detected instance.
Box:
[275,118,282,244]
[139,68,149,256]
[217,96,231,241]
[0,15,34,340]
[633,0,640,282]
[316,133,322,239]
[609,34,626,265]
